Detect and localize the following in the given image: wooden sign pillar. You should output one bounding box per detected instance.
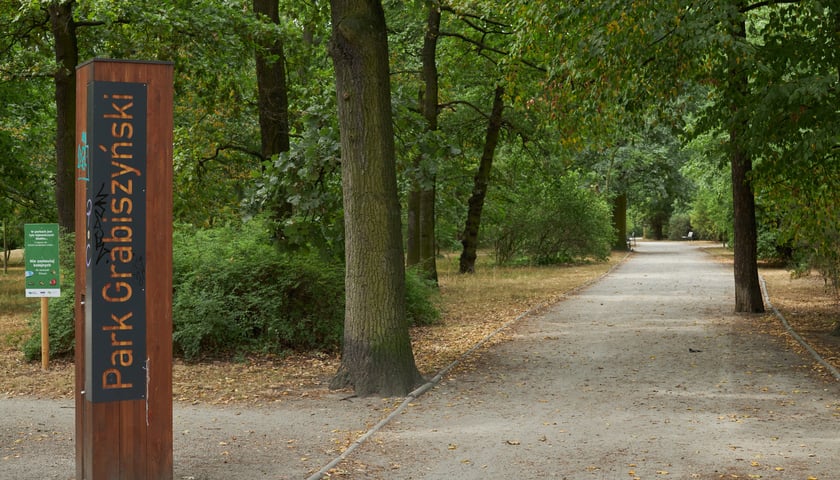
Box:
[74,59,174,480]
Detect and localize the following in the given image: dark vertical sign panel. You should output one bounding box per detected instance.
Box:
[85,81,147,403]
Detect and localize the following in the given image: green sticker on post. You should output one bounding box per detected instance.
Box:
[24,224,60,297]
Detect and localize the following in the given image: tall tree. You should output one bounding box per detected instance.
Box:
[459,85,504,274]
[328,0,423,396]
[48,0,79,232]
[405,0,441,283]
[727,5,764,312]
[253,0,290,159]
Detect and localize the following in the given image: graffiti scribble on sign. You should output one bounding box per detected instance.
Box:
[77,130,89,181]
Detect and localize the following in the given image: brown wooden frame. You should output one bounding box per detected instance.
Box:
[74,59,173,480]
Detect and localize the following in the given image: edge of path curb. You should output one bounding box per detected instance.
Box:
[759,275,840,382]
[305,250,634,480]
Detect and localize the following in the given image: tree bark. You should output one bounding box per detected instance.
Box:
[49,1,78,232]
[459,85,504,274]
[328,0,422,396]
[728,10,765,313]
[253,0,290,158]
[612,193,627,250]
[406,1,440,284]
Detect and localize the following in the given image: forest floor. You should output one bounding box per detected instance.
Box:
[0,248,626,403]
[1,242,839,479]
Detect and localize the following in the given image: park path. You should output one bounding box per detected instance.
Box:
[2,241,838,479]
[339,241,840,479]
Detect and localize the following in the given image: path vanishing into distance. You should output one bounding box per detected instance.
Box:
[2,240,838,479]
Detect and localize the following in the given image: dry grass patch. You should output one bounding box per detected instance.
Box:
[701,245,840,378]
[759,268,840,378]
[1,250,624,404]
[411,252,625,377]
[0,257,74,399]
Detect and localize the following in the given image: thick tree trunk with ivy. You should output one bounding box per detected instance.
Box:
[328,0,423,396]
[406,2,441,284]
[49,1,78,232]
[253,0,289,159]
[459,85,504,274]
[728,11,764,314]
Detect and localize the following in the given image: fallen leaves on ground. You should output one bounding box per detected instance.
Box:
[1,252,623,404]
[3,247,838,405]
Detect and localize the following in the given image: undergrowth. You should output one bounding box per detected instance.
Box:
[24,222,440,362]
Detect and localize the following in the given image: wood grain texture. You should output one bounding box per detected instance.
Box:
[75,59,173,480]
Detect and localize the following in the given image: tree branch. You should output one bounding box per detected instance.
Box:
[439,31,508,57]
[741,0,801,13]
[198,144,265,174]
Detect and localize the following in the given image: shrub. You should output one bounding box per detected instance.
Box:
[405,267,440,326]
[171,220,441,360]
[668,213,692,241]
[488,173,614,265]
[23,221,442,362]
[172,220,345,360]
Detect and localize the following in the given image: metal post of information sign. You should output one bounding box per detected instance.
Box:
[74,59,174,480]
[24,223,60,370]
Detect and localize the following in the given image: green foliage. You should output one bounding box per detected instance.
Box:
[23,233,75,361]
[682,132,733,245]
[487,172,613,265]
[245,105,345,259]
[404,267,440,326]
[0,74,55,227]
[172,220,440,360]
[171,220,344,360]
[20,221,441,362]
[667,213,692,241]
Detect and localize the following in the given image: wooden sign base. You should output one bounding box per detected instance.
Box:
[74,59,174,480]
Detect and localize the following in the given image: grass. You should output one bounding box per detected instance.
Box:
[0,247,624,403]
[4,243,837,402]
[1,250,37,316]
[0,251,39,349]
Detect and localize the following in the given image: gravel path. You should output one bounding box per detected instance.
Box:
[335,241,840,479]
[2,241,838,479]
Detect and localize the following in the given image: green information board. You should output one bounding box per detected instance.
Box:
[24,224,60,297]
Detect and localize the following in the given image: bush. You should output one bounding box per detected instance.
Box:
[23,221,442,362]
[668,213,692,241]
[405,267,440,326]
[172,220,345,360]
[172,220,440,360]
[487,173,614,265]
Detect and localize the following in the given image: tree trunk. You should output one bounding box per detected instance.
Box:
[612,193,627,250]
[459,85,504,274]
[406,1,440,284]
[253,0,290,158]
[406,187,421,266]
[49,1,78,232]
[728,11,765,313]
[328,0,422,396]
